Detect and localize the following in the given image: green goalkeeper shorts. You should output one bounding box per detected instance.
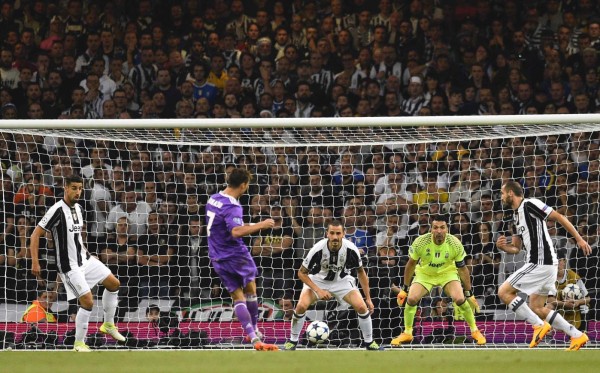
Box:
[412,271,460,293]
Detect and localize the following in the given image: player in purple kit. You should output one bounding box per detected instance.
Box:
[206,168,279,351]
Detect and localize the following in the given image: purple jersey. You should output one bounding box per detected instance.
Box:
[206,191,250,261]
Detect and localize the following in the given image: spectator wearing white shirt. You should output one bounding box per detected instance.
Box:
[374,172,412,235]
[106,189,152,236]
[375,214,403,250]
[80,145,112,180]
[89,167,113,253]
[0,48,20,89]
[80,58,116,98]
[374,153,405,197]
[448,168,491,215]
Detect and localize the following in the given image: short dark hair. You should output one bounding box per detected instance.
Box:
[64,174,83,186]
[503,180,523,197]
[146,304,160,314]
[280,292,294,301]
[327,220,344,230]
[70,104,84,112]
[432,214,450,224]
[227,168,252,188]
[91,57,105,65]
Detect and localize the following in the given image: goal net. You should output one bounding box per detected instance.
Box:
[0,116,598,349]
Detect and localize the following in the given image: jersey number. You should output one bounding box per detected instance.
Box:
[206,211,216,237]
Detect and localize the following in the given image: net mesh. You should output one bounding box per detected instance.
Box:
[3,121,600,146]
[0,120,598,349]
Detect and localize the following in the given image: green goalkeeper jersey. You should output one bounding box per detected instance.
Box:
[408,233,466,277]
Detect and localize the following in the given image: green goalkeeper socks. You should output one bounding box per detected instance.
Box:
[458,301,478,332]
[404,304,417,335]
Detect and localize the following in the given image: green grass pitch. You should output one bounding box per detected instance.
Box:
[2,350,600,373]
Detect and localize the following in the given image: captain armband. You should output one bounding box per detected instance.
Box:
[455,260,466,268]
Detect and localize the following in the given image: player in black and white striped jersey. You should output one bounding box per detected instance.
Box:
[496,180,592,350]
[30,174,125,351]
[309,52,333,96]
[400,76,429,116]
[283,220,383,350]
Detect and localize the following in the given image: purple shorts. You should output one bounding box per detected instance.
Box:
[212,256,258,294]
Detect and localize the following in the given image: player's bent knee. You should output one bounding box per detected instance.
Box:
[497,284,514,303]
[110,279,121,291]
[79,294,94,309]
[454,297,466,306]
[406,299,419,307]
[497,292,508,303]
[355,306,368,314]
[295,307,306,315]
[103,276,120,292]
[295,304,309,314]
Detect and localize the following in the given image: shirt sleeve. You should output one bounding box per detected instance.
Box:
[449,235,467,262]
[527,198,554,220]
[345,241,363,269]
[302,247,317,269]
[38,203,61,232]
[408,234,426,261]
[224,204,244,233]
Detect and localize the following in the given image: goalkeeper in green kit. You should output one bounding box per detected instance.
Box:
[391,214,486,346]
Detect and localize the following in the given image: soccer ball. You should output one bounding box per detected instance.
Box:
[305,321,329,344]
[562,283,584,300]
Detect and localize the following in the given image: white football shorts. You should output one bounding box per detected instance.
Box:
[505,263,557,296]
[303,274,359,302]
[59,256,112,300]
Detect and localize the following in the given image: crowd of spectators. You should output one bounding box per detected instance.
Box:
[0,0,599,330]
[2,0,600,121]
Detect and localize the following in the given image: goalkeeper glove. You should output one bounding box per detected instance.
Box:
[464,290,480,314]
[397,284,409,307]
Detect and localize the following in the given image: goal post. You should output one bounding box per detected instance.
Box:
[1,113,600,128]
[0,115,598,349]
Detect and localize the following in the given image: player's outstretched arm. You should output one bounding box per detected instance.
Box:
[403,257,417,290]
[29,226,45,278]
[549,211,592,255]
[231,218,275,238]
[356,267,374,313]
[457,265,473,291]
[496,235,521,254]
[397,257,417,306]
[298,266,332,300]
[458,265,480,313]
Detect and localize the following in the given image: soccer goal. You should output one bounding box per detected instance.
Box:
[0,114,598,349]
